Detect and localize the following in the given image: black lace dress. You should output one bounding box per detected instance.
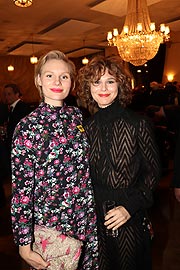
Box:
[85,101,161,270]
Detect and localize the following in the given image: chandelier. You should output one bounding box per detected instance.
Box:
[14,0,33,7]
[107,0,170,66]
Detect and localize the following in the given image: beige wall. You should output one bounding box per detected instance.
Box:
[163,31,180,84]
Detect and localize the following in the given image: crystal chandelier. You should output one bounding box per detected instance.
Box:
[14,0,33,8]
[107,0,170,66]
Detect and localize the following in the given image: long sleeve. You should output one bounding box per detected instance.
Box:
[122,118,161,216]
[11,122,35,245]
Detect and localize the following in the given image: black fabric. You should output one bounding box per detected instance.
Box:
[85,101,161,270]
[172,131,180,187]
[7,100,31,149]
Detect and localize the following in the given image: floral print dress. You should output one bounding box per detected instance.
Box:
[11,102,98,269]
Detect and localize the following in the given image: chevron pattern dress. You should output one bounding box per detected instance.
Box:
[85,101,161,270]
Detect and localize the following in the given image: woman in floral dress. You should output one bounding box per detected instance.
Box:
[11,50,98,270]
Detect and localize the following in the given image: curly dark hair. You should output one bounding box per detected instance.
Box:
[77,55,132,114]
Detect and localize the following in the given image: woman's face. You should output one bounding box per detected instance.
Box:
[90,69,118,108]
[37,59,71,106]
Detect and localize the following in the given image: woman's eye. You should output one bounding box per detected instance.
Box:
[93,80,100,86]
[61,74,70,80]
[108,80,116,84]
[46,74,52,78]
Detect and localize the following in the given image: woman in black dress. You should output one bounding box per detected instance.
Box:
[77,55,161,270]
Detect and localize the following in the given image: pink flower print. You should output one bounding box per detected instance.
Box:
[72,186,80,195]
[67,165,74,173]
[54,159,59,165]
[37,151,42,157]
[73,142,79,149]
[35,134,41,140]
[81,183,87,189]
[20,196,30,204]
[67,208,73,214]
[48,196,55,201]
[68,135,74,140]
[14,157,20,164]
[49,152,56,159]
[12,183,16,188]
[51,216,58,222]
[41,237,49,252]
[64,156,70,162]
[73,247,82,260]
[38,169,45,177]
[50,114,57,120]
[24,159,32,166]
[79,234,86,241]
[24,140,32,149]
[19,216,28,223]
[66,246,70,255]
[63,192,70,199]
[60,234,67,240]
[59,137,67,144]
[28,171,34,177]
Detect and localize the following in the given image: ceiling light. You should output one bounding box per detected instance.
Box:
[82,39,89,65]
[82,57,89,65]
[30,34,38,64]
[8,65,14,71]
[30,55,38,64]
[14,0,33,8]
[107,0,170,66]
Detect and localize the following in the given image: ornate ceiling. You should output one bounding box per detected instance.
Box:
[0,0,179,59]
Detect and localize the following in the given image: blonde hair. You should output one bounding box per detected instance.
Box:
[34,50,76,99]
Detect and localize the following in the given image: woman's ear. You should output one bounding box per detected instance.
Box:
[37,74,42,86]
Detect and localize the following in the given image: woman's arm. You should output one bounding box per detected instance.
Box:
[19,244,49,269]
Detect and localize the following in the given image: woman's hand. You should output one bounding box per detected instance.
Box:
[104,206,131,230]
[19,244,50,270]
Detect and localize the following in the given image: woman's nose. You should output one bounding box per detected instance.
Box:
[101,82,107,91]
[54,77,61,85]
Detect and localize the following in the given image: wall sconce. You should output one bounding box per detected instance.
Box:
[8,65,14,71]
[167,73,174,82]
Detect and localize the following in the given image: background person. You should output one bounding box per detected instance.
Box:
[77,55,161,270]
[4,83,31,150]
[172,131,180,202]
[11,50,98,270]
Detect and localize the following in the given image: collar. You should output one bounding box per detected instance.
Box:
[10,99,21,111]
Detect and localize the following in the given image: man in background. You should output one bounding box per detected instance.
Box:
[4,83,31,149]
[3,83,31,181]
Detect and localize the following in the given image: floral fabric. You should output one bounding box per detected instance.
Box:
[11,102,98,269]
